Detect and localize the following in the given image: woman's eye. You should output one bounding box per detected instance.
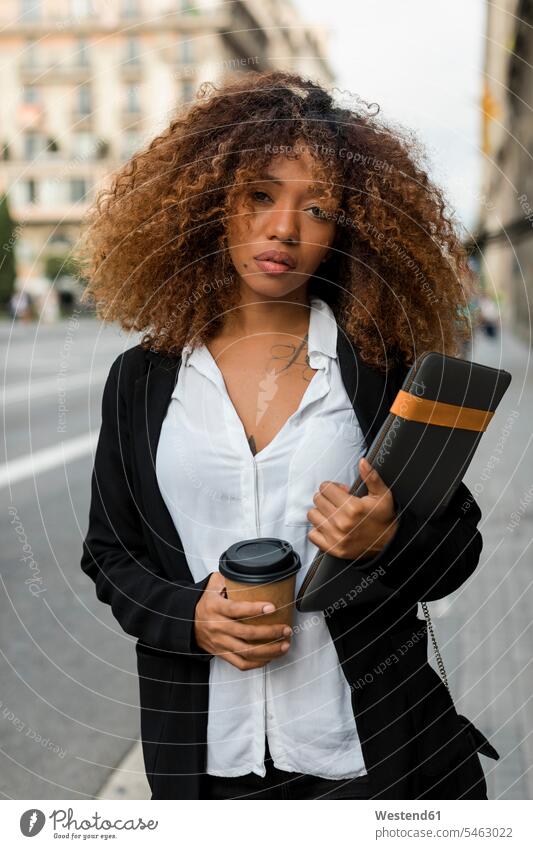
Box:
[307,206,329,220]
[250,193,329,220]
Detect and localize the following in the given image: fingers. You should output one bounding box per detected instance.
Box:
[359,456,388,495]
[221,651,274,671]
[206,577,279,619]
[218,597,277,620]
[206,571,231,598]
[310,488,362,525]
[207,571,226,590]
[217,632,292,669]
[309,485,364,538]
[314,480,360,510]
[226,620,292,643]
[202,572,294,670]
[207,616,292,651]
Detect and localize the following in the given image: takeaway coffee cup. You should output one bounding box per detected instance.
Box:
[219,538,301,635]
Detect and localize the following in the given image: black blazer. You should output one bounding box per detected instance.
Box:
[80,327,489,800]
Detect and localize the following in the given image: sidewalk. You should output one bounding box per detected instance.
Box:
[440,325,533,800]
[97,738,150,800]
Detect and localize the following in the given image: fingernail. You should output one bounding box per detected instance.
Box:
[281,642,290,651]
[263,604,276,613]
[283,627,292,637]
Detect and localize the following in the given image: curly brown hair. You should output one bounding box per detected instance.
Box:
[77,69,476,371]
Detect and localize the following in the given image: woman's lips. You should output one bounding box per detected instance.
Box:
[254,258,295,274]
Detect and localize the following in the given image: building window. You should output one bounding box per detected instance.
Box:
[24,132,45,159]
[20,1,41,21]
[78,85,92,115]
[125,84,140,113]
[41,178,63,206]
[124,37,141,64]
[72,131,97,159]
[49,231,72,248]
[14,179,37,205]
[23,40,39,68]
[121,0,139,17]
[122,130,141,160]
[71,0,92,17]
[22,86,39,104]
[70,178,87,203]
[77,38,90,67]
[182,80,195,103]
[180,37,194,64]
[95,138,110,158]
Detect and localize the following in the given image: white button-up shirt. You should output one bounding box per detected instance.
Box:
[156,296,369,779]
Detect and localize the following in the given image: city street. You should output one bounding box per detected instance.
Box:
[1,316,143,800]
[0,317,531,800]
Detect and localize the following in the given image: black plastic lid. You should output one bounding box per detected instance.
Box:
[219,537,301,585]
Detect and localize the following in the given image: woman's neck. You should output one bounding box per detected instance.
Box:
[222,294,314,339]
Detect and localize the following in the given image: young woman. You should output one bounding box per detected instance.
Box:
[78,70,490,800]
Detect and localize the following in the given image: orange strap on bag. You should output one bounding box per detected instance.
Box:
[390,389,494,432]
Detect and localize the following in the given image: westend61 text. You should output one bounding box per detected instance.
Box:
[375,809,441,820]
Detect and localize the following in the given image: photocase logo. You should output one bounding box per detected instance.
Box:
[20,809,45,836]
[256,368,279,425]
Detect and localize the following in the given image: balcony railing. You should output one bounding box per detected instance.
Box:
[19,61,92,84]
[120,108,143,128]
[71,109,93,129]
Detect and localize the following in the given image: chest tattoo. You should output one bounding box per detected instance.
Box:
[244,332,315,450]
[266,333,314,382]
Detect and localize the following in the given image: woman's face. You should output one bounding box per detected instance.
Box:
[226,146,339,301]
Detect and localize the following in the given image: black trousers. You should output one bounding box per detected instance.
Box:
[203,736,371,799]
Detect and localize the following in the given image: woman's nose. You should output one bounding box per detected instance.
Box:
[265,205,299,243]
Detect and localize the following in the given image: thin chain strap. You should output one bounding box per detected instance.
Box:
[420,601,450,694]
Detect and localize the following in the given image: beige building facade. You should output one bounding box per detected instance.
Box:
[477,0,533,343]
[0,0,333,306]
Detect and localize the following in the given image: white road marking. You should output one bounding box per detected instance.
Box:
[0,431,99,490]
[1,369,109,406]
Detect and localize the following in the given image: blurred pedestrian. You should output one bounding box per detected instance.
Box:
[478,293,500,339]
[9,290,32,322]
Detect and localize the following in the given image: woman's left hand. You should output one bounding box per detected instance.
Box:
[307,456,398,561]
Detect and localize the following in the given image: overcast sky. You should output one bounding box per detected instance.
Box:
[292,0,486,234]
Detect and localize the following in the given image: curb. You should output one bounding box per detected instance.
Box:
[96,738,151,800]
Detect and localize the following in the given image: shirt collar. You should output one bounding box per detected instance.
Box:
[306,296,338,362]
[181,296,337,370]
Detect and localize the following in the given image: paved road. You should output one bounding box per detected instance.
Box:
[1,316,144,800]
[434,328,533,800]
[0,317,531,800]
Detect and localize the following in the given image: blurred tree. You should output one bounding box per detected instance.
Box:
[0,193,17,307]
[44,253,79,282]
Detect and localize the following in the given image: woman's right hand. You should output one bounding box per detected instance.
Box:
[194,572,293,670]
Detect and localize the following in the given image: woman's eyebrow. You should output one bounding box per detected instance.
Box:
[257,172,282,185]
[256,173,328,197]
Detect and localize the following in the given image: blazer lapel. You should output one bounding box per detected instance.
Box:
[336,327,403,449]
[131,351,194,582]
